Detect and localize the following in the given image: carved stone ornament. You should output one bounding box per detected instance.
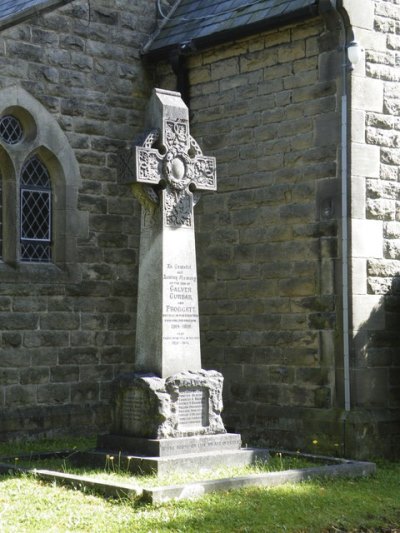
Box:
[129,118,216,228]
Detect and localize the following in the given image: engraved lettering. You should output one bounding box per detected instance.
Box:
[122,389,145,429]
[178,389,209,428]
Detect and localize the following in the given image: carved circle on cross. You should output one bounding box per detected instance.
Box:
[138,128,203,207]
[163,148,193,191]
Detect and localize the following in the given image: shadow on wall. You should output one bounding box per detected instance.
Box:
[350,274,400,457]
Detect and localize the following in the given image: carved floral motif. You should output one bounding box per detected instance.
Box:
[129,119,216,227]
[193,157,216,188]
[165,120,188,151]
[164,189,192,227]
[138,149,162,183]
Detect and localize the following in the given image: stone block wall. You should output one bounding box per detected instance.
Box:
[349,0,400,456]
[156,15,344,453]
[1,0,397,458]
[0,0,156,440]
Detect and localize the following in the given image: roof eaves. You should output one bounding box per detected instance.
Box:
[143,2,320,61]
[0,0,74,32]
[142,0,184,56]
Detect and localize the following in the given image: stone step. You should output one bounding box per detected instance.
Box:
[76,446,270,475]
[97,432,242,457]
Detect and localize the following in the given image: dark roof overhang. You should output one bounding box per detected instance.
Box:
[143,0,320,61]
[0,0,74,32]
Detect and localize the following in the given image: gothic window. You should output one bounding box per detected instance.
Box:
[20,155,52,263]
[0,87,82,270]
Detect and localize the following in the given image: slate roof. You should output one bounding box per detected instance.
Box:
[0,0,73,30]
[144,0,319,58]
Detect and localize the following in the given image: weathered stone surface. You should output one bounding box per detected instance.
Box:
[367,199,396,220]
[112,370,225,439]
[367,258,400,277]
[384,240,400,260]
[384,221,400,238]
[119,89,216,378]
[368,277,393,295]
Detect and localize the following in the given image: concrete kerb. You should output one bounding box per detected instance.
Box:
[143,460,376,504]
[0,450,376,505]
[0,462,142,500]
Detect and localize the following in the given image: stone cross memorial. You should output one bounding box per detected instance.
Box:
[97,89,267,474]
[122,87,216,378]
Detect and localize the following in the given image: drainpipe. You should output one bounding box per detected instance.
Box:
[341,58,351,415]
[319,0,352,418]
[337,8,352,415]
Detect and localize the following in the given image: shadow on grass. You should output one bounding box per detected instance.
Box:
[0,439,398,531]
[131,464,400,532]
[0,457,399,531]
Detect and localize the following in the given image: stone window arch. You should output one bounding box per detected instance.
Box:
[0,145,16,262]
[0,86,85,271]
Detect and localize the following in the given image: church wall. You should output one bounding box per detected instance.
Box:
[346,0,400,458]
[1,0,397,459]
[153,1,400,460]
[0,0,155,440]
[155,16,345,455]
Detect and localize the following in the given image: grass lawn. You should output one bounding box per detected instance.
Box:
[0,438,399,532]
[9,452,321,489]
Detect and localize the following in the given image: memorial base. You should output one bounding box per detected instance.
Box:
[79,433,269,475]
[88,370,269,475]
[111,370,226,439]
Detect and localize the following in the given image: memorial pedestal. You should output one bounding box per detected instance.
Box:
[90,371,269,474]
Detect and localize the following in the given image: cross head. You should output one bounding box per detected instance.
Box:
[119,109,216,227]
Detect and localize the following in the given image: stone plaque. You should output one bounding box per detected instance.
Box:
[178,388,209,429]
[121,388,145,432]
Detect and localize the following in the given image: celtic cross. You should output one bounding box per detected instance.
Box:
[118,89,217,378]
[119,93,216,228]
